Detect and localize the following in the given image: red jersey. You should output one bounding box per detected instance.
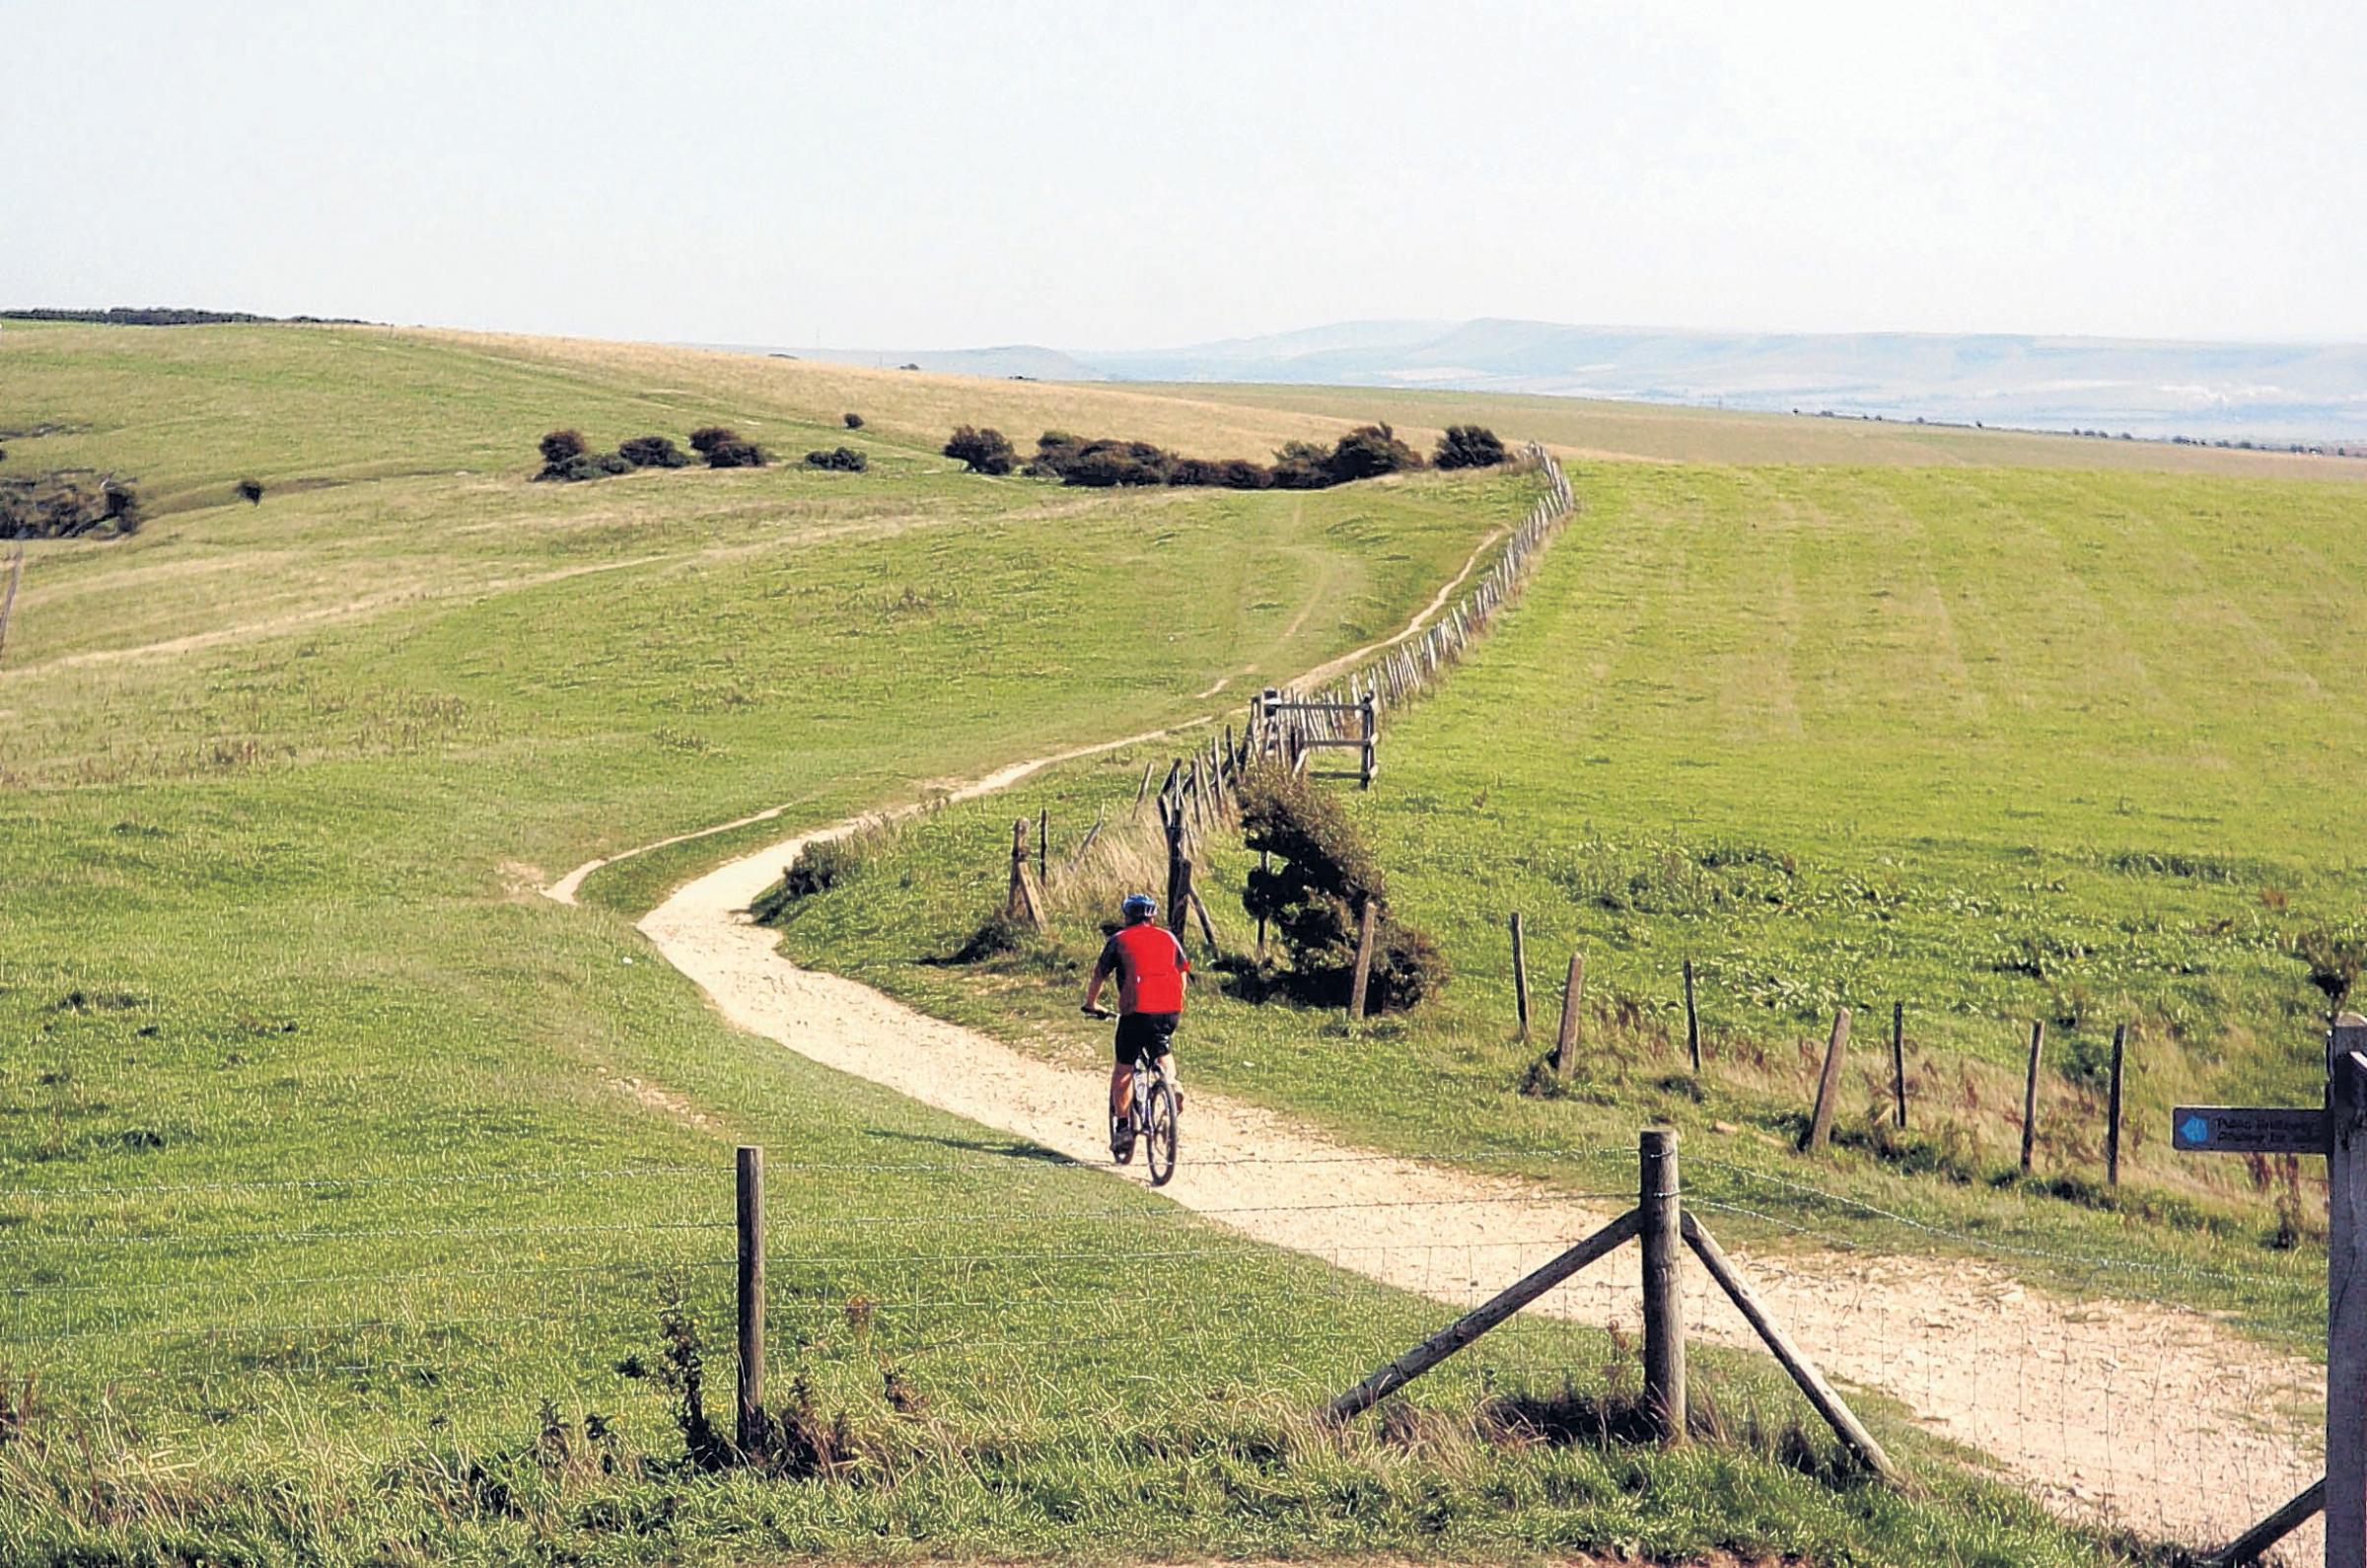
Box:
[1096,922,1189,1014]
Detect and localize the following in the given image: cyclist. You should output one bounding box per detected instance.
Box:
[1081,892,1186,1159]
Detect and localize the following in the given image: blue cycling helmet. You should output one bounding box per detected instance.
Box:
[1119,892,1157,921]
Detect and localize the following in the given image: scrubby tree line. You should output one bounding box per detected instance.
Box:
[535,426,750,481]
[534,421,881,483]
[1,471,142,538]
[2,307,368,326]
[942,421,1505,489]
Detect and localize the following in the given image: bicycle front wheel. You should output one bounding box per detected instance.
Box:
[1144,1079,1179,1187]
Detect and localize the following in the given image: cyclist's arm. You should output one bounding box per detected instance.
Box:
[1082,938,1119,1011]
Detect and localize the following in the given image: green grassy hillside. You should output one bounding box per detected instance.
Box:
[780,458,2363,1345]
[0,324,2112,1565]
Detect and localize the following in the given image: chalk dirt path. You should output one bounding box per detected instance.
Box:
[545,530,2323,1563]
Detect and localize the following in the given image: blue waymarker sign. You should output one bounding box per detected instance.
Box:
[2171,1105,2325,1155]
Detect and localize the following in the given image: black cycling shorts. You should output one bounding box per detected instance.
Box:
[1113,1011,1179,1067]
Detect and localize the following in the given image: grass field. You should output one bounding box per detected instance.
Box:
[779,456,2366,1350]
[1118,378,2367,481]
[0,321,2127,1564]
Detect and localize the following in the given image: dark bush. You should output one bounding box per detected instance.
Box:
[704,440,769,469]
[1168,457,1228,486]
[1061,440,1173,487]
[687,426,740,458]
[2296,928,2366,1015]
[752,838,868,923]
[538,429,588,468]
[541,455,603,482]
[102,479,141,531]
[1269,440,1334,490]
[843,412,865,430]
[1237,761,1446,1012]
[1,471,144,539]
[236,477,264,505]
[944,425,1016,475]
[805,446,868,472]
[1031,430,1274,489]
[1433,424,1506,469]
[618,435,690,468]
[596,451,633,475]
[1025,431,1088,479]
[1327,423,1424,482]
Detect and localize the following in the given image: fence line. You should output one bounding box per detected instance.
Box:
[1245,442,1576,781]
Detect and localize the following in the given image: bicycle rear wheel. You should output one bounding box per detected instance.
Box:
[1144,1078,1179,1186]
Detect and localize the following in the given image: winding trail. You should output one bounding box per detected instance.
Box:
[544,517,2325,1562]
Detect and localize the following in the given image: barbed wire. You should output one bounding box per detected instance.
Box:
[1688,1161,2320,1292]
[0,1144,1638,1203]
[0,1165,726,1200]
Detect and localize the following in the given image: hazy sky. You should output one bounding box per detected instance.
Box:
[7,0,2364,348]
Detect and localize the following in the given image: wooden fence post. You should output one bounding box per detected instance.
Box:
[1510,913,1531,1040]
[1007,819,1045,930]
[1800,1008,1851,1153]
[1255,848,1269,961]
[736,1145,766,1457]
[1359,691,1377,789]
[1682,1213,1899,1481]
[1347,898,1379,1023]
[1890,1001,1907,1130]
[2106,1022,2126,1186]
[1639,1128,1686,1442]
[1327,1208,1639,1421]
[0,545,23,668]
[1037,806,1047,886]
[2021,1021,2044,1173]
[1552,952,1585,1079]
[2329,1017,2367,1568]
[1683,957,1701,1073]
[1164,807,1187,942]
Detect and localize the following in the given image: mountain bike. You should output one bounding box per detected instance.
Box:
[1084,1007,1180,1186]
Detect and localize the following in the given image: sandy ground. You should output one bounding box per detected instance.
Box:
[544,514,2326,1562]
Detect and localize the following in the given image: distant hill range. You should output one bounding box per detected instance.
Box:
[739,318,2367,445]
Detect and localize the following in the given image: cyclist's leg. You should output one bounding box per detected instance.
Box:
[1111,1015,1142,1152]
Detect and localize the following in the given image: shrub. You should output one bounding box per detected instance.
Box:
[596,451,634,475]
[943,425,1016,475]
[1025,430,1088,479]
[1269,440,1335,490]
[236,477,264,505]
[2295,928,2366,1016]
[1237,761,1446,1011]
[704,440,768,469]
[805,447,868,472]
[1,471,144,539]
[101,479,141,532]
[1434,424,1506,469]
[843,412,864,430]
[752,838,867,922]
[1168,457,1228,487]
[1219,458,1274,489]
[538,429,588,468]
[1061,439,1173,487]
[687,426,740,458]
[618,435,689,468]
[1327,423,1424,482]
